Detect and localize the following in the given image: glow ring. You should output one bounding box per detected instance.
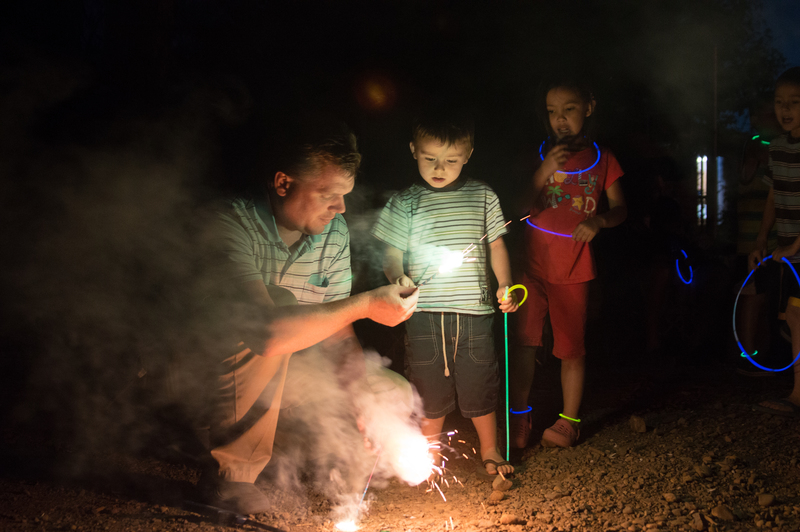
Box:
[526,218,573,238]
[505,284,528,307]
[733,255,800,372]
[509,406,532,414]
[676,249,693,284]
[538,140,601,175]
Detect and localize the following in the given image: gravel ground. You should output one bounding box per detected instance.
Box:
[2,361,799,532]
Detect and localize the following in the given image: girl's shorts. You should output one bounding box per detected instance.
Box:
[515,274,589,360]
[404,312,497,419]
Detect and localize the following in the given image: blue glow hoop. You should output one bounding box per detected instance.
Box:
[526,218,573,238]
[733,255,800,372]
[509,406,532,414]
[676,249,693,284]
[538,140,601,175]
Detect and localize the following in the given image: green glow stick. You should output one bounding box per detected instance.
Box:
[503,286,510,461]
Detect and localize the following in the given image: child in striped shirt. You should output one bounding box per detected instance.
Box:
[750,66,800,418]
[371,110,519,479]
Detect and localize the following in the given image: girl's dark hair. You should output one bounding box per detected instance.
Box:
[536,73,596,140]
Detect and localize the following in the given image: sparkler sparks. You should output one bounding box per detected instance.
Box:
[417,220,513,288]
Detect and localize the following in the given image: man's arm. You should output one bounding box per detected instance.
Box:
[238,280,417,358]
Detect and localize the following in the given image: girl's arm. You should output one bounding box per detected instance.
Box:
[572,180,628,242]
[489,237,519,313]
[383,244,415,287]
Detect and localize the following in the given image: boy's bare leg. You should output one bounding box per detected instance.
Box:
[472,412,514,476]
[421,416,446,468]
[760,303,800,410]
[740,293,769,354]
[510,346,538,411]
[561,356,586,423]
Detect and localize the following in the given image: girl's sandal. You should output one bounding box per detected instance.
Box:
[541,418,579,448]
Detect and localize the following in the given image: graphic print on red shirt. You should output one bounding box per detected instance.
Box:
[525,146,623,284]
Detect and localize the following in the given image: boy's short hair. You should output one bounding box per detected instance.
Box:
[411,108,475,152]
[777,67,800,87]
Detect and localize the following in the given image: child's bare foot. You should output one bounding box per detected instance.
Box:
[480,448,514,477]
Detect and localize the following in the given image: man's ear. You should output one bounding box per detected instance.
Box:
[409,142,417,159]
[274,172,292,197]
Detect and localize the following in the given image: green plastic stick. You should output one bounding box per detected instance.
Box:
[503,287,510,461]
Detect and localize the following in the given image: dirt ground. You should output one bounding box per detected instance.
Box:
[2,360,800,532]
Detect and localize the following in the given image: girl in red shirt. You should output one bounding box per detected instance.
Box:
[510,79,627,448]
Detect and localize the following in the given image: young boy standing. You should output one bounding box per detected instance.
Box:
[371,112,518,478]
[750,66,800,417]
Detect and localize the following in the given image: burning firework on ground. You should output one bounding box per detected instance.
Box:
[334,430,483,530]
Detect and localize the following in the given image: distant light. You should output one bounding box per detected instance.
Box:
[355,72,397,112]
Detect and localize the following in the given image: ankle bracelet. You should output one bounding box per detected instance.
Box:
[509,406,532,414]
[559,413,581,423]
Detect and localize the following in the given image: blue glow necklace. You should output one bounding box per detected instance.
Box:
[733,255,800,372]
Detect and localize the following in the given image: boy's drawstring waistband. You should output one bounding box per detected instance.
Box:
[440,312,459,377]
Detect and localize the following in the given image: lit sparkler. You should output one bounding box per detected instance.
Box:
[417,220,513,288]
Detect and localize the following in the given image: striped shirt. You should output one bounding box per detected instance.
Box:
[215,197,352,304]
[764,134,800,263]
[371,179,509,315]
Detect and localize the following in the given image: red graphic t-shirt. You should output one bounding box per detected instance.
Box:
[524,146,624,284]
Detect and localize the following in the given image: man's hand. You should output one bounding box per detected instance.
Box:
[572,217,603,243]
[394,274,416,288]
[366,285,418,326]
[496,287,519,313]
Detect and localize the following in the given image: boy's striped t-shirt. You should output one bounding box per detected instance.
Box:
[215,197,352,305]
[371,179,509,315]
[764,134,800,263]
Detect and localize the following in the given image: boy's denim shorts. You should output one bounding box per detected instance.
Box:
[404,311,498,419]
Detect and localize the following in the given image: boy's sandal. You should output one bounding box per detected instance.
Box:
[753,398,800,418]
[541,418,579,448]
[476,459,514,481]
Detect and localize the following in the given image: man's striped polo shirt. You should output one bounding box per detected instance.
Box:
[215,197,352,304]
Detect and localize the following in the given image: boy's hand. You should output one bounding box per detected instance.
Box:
[772,245,798,263]
[749,238,768,270]
[394,275,416,288]
[572,217,602,242]
[496,287,519,313]
[540,144,570,177]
